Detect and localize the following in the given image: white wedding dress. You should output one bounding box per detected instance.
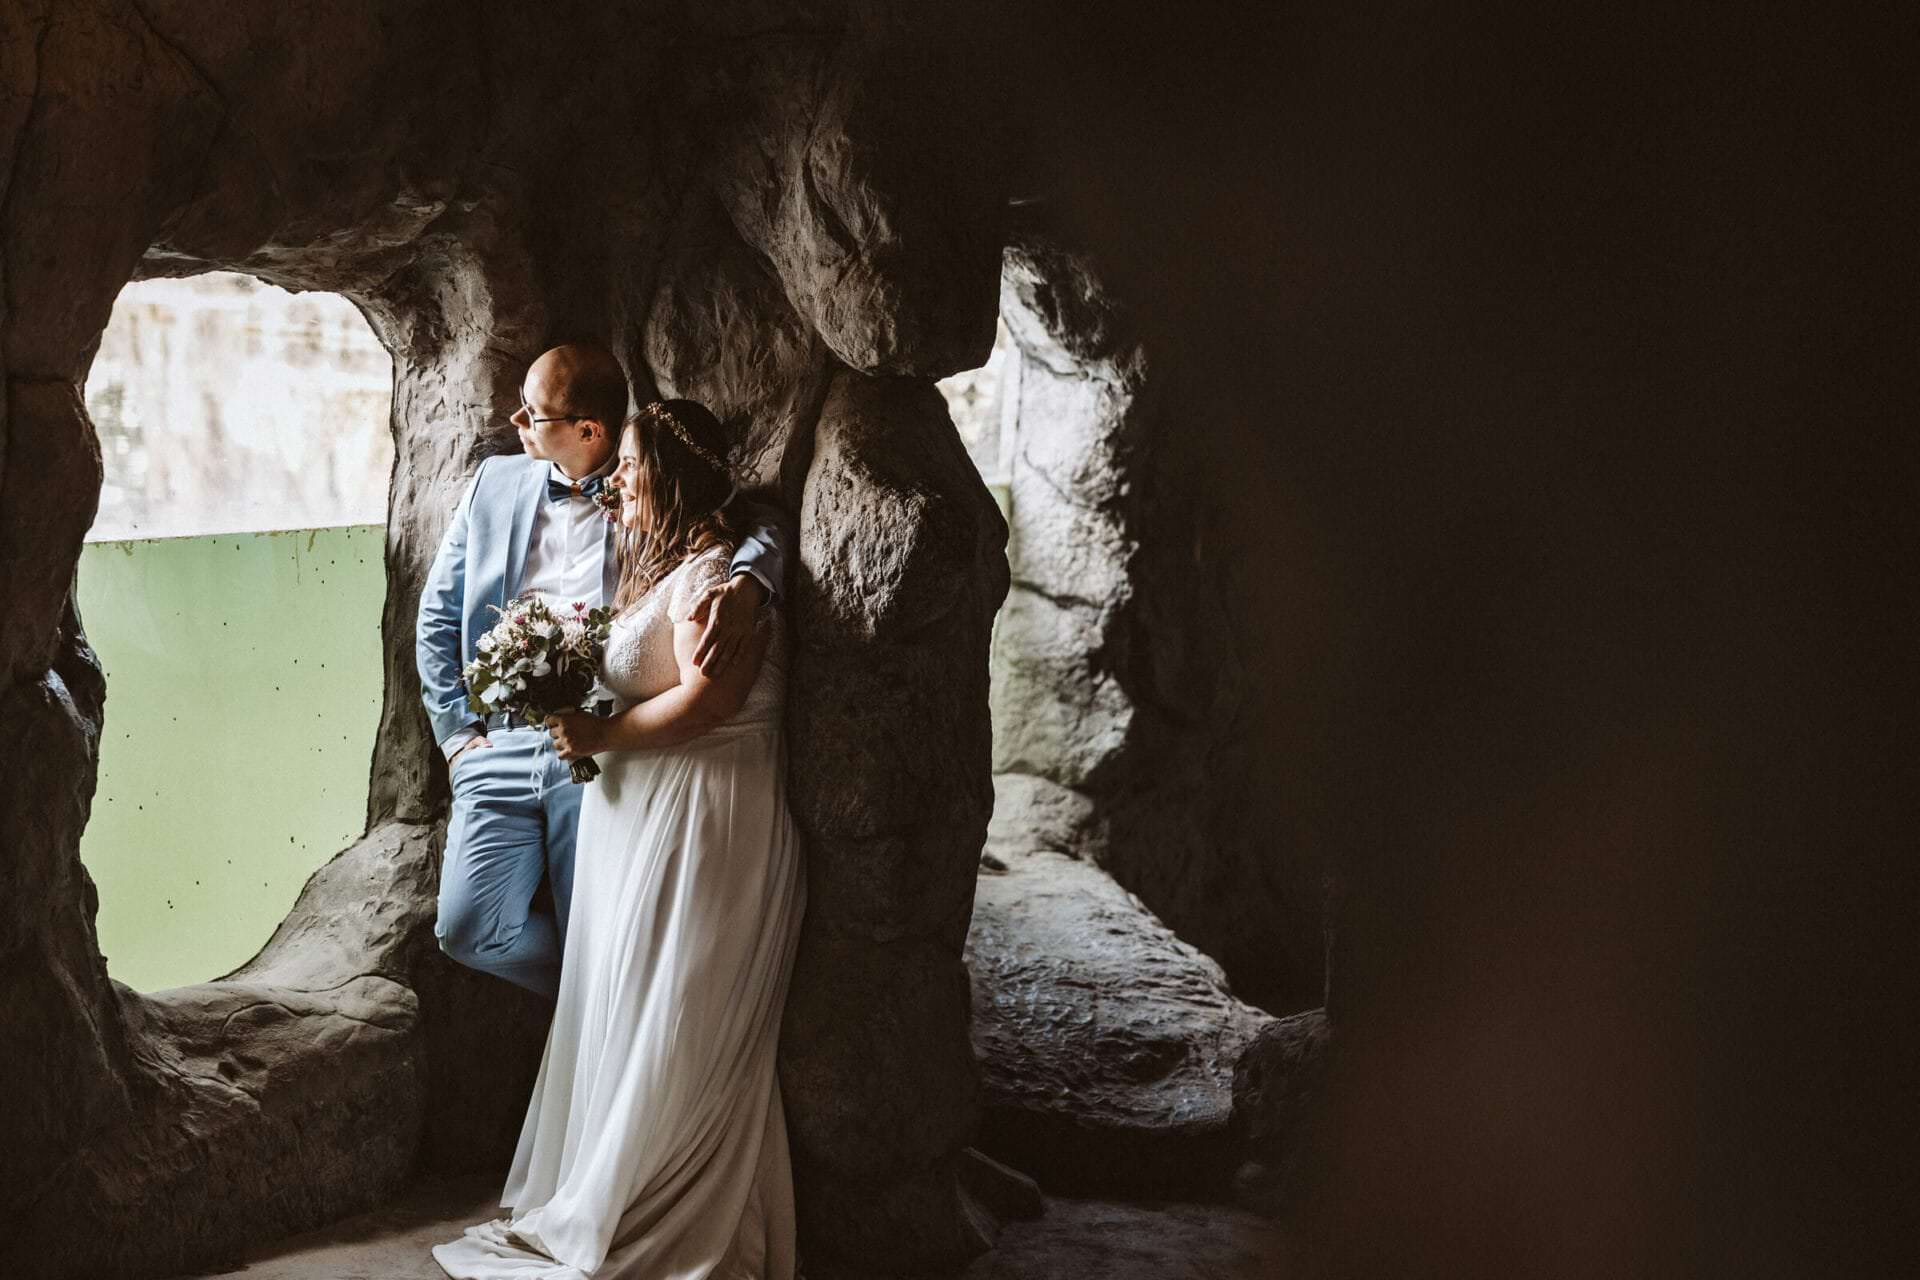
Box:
[434,548,806,1280]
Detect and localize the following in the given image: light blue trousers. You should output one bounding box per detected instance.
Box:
[434,726,580,999]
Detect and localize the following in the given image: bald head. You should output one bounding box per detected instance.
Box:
[514,342,629,477]
[525,342,628,432]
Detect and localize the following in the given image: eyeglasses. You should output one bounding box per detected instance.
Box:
[516,402,587,425]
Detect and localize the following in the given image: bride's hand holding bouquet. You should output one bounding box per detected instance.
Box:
[543,708,610,764]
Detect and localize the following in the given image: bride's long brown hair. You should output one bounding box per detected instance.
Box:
[611,399,744,615]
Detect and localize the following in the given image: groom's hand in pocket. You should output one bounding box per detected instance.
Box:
[449,735,492,774]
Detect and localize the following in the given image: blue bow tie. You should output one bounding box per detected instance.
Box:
[547,473,607,503]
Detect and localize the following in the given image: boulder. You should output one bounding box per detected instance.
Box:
[1,820,549,1277]
[705,17,1007,378]
[1230,1007,1331,1214]
[965,842,1299,1197]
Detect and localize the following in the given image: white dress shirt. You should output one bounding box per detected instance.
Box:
[520,456,618,612]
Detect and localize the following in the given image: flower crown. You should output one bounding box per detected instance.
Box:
[644,402,730,476]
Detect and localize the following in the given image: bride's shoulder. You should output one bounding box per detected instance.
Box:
[665,544,734,621]
[672,543,733,583]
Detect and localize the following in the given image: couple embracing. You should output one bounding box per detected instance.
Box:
[415,343,805,1279]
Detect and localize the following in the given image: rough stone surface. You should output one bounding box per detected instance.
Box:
[781,369,1011,1274]
[0,820,548,1277]
[2,380,100,685]
[642,187,833,490]
[986,235,1318,1015]
[0,604,121,1214]
[1229,1009,1331,1215]
[965,840,1286,1197]
[1,9,1021,1275]
[704,14,1007,379]
[2,0,214,381]
[133,0,481,285]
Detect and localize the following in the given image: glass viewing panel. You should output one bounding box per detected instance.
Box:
[86,272,393,541]
[79,273,392,991]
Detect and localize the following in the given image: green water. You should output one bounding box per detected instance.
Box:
[76,526,387,992]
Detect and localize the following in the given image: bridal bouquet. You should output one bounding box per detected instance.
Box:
[464,595,615,783]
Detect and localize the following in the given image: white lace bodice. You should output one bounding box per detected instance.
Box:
[600,548,787,727]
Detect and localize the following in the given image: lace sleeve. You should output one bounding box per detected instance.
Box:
[667,549,732,625]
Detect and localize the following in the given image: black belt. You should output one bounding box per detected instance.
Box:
[483,702,611,733]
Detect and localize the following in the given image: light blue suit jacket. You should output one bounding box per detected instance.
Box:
[415,454,786,750]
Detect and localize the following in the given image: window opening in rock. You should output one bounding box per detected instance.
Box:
[77,272,393,991]
[978,245,1145,879]
[937,316,1016,509]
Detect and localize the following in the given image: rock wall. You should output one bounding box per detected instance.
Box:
[966,839,1295,1198]
[4,0,1904,1276]
[987,230,1322,1016]
[0,6,1015,1276]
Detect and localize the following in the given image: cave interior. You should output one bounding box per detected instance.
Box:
[3,2,1907,1278]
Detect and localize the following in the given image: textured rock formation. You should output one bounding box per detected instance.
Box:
[781,370,1010,1270]
[4,820,550,1276]
[2,601,117,1219]
[642,189,833,490]
[1229,1008,1331,1214]
[6,0,1895,1274]
[965,838,1290,1197]
[6,8,1320,1274]
[1004,6,1915,1271]
[704,11,1007,379]
[987,236,1319,1015]
[1,6,1012,1277]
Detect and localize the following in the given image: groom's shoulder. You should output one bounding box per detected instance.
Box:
[475,451,541,479]
[468,452,540,497]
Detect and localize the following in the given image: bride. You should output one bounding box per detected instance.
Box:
[433,399,806,1280]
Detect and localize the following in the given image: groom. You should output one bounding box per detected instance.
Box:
[415,342,786,999]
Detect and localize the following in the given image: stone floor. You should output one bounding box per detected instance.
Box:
[187,1174,1294,1279]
